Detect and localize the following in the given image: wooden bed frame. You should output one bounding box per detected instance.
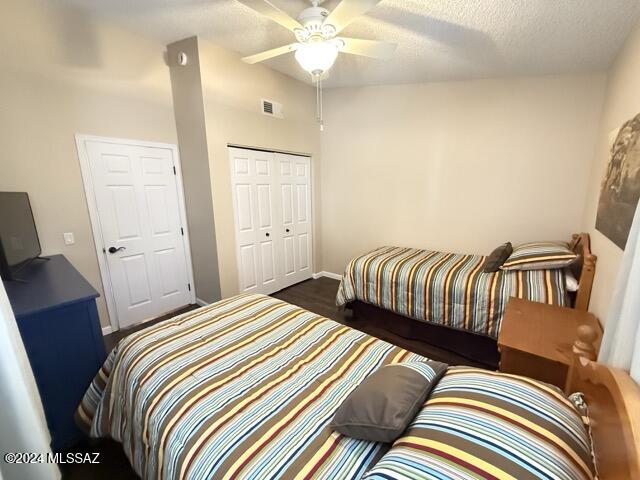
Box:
[569,232,597,311]
[568,328,640,479]
[345,233,597,369]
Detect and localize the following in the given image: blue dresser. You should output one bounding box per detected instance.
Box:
[4,255,107,451]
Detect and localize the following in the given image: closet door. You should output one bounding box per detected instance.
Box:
[277,153,313,288]
[230,148,312,295]
[229,148,282,294]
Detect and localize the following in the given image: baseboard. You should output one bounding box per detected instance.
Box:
[195,298,209,307]
[312,271,342,281]
[101,325,113,336]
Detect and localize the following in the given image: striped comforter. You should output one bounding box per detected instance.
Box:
[77,294,593,480]
[336,246,568,338]
[76,294,428,480]
[365,368,594,480]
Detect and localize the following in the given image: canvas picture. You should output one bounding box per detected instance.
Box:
[596,112,640,249]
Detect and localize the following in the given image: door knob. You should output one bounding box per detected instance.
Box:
[265,232,270,237]
[286,228,290,233]
[108,246,126,254]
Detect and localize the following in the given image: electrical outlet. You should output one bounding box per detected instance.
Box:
[63,232,75,245]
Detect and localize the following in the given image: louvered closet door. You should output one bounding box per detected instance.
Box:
[230,148,312,295]
[277,153,313,287]
[229,148,282,294]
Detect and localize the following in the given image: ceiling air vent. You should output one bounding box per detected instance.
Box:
[261,98,283,118]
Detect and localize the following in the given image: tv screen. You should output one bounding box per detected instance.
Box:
[0,192,42,279]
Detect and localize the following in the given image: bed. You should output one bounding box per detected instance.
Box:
[336,233,596,368]
[75,293,637,480]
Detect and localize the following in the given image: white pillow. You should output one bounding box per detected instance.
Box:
[565,269,579,292]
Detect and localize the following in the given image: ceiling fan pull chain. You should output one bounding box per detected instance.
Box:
[314,74,324,131]
[314,74,320,130]
[319,76,324,131]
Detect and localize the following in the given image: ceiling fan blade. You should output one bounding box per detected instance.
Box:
[236,0,304,32]
[338,37,396,59]
[323,0,383,34]
[241,43,299,64]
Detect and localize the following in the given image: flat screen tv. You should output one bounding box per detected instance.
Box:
[0,192,42,281]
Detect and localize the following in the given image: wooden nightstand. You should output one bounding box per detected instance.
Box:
[498,297,602,390]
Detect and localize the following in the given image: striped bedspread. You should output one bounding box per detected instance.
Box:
[364,367,594,480]
[336,246,567,338]
[77,294,593,480]
[76,294,428,480]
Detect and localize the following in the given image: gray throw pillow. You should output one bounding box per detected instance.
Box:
[483,242,513,272]
[330,361,448,443]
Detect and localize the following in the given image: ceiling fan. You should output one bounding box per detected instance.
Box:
[237,0,396,78]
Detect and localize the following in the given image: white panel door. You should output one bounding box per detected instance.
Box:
[229,148,282,294]
[230,148,312,294]
[85,140,193,329]
[278,153,313,287]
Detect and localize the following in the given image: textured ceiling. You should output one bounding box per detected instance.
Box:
[52,0,640,88]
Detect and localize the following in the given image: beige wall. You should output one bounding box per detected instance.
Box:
[167,37,222,304]
[320,75,606,275]
[2,0,632,328]
[196,40,322,298]
[582,21,640,324]
[0,0,177,327]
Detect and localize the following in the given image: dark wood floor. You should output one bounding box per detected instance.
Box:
[62,277,476,479]
[273,277,349,321]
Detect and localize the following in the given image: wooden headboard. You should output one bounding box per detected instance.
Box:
[567,327,640,479]
[569,233,597,311]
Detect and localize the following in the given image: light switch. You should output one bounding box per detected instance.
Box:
[63,232,75,245]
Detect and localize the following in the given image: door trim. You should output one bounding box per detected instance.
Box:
[227,143,312,158]
[75,134,196,332]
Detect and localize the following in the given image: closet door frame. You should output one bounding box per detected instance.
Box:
[228,145,313,295]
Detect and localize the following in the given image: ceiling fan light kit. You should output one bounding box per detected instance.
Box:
[238,0,395,129]
[294,40,340,76]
